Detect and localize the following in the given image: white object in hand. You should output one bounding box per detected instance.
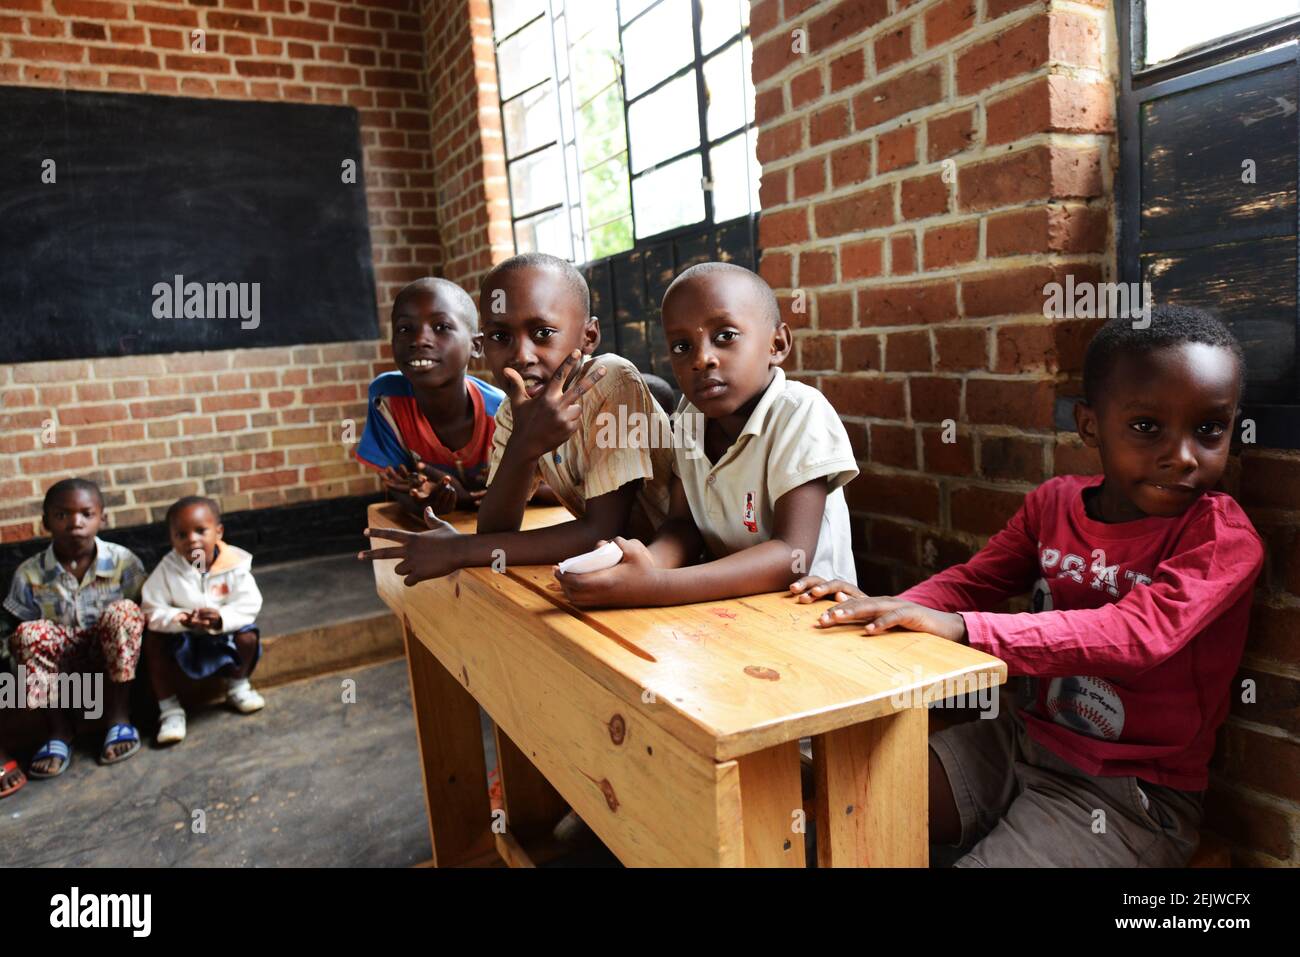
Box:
[557,541,624,575]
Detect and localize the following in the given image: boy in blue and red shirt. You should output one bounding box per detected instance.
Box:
[793,306,1264,867]
[356,277,506,518]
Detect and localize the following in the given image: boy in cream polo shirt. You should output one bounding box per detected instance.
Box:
[555,262,858,607]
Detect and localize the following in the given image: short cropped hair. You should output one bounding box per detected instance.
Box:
[42,478,104,515]
[663,261,781,328]
[1082,305,1245,406]
[166,495,222,529]
[392,277,479,333]
[479,252,591,317]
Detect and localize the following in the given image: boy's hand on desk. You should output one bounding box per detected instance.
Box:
[359,510,466,585]
[815,596,967,643]
[415,473,459,515]
[500,350,606,461]
[553,537,659,608]
[789,575,867,603]
[379,464,425,495]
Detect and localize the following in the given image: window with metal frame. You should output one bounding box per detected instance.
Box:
[489,0,761,266]
[1117,1,1300,448]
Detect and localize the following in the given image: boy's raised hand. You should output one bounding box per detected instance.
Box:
[359,508,466,586]
[815,595,968,643]
[500,350,606,462]
[553,537,658,608]
[789,575,867,603]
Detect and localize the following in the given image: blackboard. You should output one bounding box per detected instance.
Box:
[0,87,378,363]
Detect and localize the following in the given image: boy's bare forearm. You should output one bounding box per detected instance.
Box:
[635,539,808,606]
[454,517,614,569]
[476,443,539,533]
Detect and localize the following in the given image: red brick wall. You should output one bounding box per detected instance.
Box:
[753,0,1299,865]
[0,0,440,539]
[421,0,511,290]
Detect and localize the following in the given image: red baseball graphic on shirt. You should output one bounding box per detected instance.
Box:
[743,491,757,533]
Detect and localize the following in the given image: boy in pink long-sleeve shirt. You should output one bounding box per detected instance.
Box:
[791,306,1264,867]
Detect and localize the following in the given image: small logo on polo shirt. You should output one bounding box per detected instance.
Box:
[743,492,757,533]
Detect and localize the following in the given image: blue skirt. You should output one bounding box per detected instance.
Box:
[170,624,261,680]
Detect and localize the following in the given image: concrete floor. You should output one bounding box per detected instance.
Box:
[1,658,433,867]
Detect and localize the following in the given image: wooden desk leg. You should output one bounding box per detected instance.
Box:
[813,706,928,867]
[401,616,495,867]
[737,741,806,867]
[492,722,570,856]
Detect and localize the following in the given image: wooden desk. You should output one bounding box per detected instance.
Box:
[368,502,1006,868]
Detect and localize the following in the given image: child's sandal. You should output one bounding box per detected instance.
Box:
[29,739,71,779]
[99,723,141,765]
[1,758,29,797]
[157,708,187,746]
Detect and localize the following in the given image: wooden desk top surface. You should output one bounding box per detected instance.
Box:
[368,501,1006,761]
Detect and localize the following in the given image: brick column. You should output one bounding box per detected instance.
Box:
[421,0,514,291]
[751,0,1115,592]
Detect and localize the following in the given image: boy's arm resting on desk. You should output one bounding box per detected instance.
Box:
[361,482,638,584]
[959,515,1265,679]
[803,509,1041,641]
[558,478,828,608]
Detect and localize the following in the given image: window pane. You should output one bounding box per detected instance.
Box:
[1143,0,1299,66]
[703,37,753,141]
[709,128,759,222]
[502,83,559,159]
[620,0,659,25]
[633,153,704,237]
[515,207,571,258]
[1143,239,1296,403]
[700,0,748,54]
[509,146,565,217]
[493,0,542,41]
[1140,61,1296,240]
[628,72,700,173]
[497,16,551,101]
[622,0,694,99]
[570,13,621,106]
[583,154,632,229]
[589,217,633,259]
[577,82,627,169]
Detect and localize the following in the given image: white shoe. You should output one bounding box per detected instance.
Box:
[157,708,187,745]
[227,684,265,714]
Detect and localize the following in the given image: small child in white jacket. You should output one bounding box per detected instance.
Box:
[141,496,265,745]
